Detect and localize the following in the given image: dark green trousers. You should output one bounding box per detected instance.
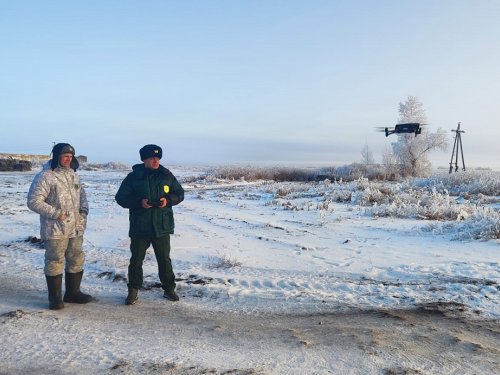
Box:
[127,235,176,292]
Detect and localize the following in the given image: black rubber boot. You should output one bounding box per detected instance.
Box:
[46,274,64,310]
[63,271,93,304]
[163,289,179,302]
[125,287,138,305]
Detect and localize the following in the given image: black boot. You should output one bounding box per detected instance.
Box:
[46,274,64,310]
[63,271,93,304]
[163,289,179,302]
[125,287,138,305]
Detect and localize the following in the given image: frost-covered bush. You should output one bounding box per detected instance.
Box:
[206,164,397,183]
[264,178,401,210]
[330,163,387,181]
[413,170,500,196]
[365,188,476,220]
[199,167,498,240]
[261,176,494,223]
[333,164,364,181]
[333,178,402,205]
[264,182,325,210]
[208,252,242,269]
[350,187,385,206]
[210,166,315,182]
[201,165,499,192]
[265,182,321,198]
[211,166,275,181]
[423,208,500,240]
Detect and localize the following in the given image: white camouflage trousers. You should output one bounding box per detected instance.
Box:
[44,236,85,276]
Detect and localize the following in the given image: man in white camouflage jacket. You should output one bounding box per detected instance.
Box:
[27,143,93,310]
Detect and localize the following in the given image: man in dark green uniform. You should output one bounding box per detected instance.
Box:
[115,144,184,305]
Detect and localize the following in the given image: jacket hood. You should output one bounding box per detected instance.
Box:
[50,143,79,171]
[42,161,52,171]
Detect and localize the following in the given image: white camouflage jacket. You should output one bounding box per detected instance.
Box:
[27,162,89,240]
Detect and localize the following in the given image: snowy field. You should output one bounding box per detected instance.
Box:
[0,167,499,374]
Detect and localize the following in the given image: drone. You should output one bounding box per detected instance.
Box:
[376,122,425,137]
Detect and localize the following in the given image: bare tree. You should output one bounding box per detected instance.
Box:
[381,145,398,180]
[360,143,375,175]
[392,96,448,177]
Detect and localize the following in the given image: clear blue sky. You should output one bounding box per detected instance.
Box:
[1,1,499,167]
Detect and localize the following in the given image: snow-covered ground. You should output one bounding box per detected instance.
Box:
[0,167,498,374]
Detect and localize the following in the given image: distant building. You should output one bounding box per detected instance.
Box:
[0,158,32,171]
[0,153,88,171]
[0,153,50,163]
[76,155,88,164]
[0,153,48,171]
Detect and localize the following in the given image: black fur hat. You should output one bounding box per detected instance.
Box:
[50,143,79,171]
[139,144,162,161]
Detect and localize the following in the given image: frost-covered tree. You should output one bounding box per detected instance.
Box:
[398,95,427,125]
[392,96,448,177]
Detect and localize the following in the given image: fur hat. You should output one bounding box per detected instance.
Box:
[51,143,79,170]
[139,144,162,161]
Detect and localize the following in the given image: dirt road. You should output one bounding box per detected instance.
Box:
[1,273,499,375]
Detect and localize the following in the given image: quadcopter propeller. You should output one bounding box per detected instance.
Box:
[397,122,429,126]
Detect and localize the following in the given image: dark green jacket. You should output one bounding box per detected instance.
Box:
[115,164,184,238]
